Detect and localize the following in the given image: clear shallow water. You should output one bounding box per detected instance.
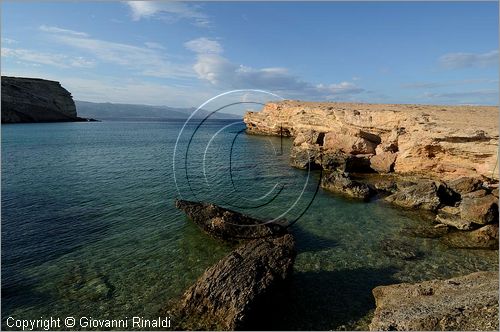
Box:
[2,121,498,330]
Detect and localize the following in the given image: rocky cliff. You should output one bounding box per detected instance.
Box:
[1,76,85,123]
[244,101,499,181]
[244,101,499,246]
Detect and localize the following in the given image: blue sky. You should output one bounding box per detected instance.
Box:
[2,1,498,107]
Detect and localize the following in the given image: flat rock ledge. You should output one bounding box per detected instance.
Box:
[175,199,288,240]
[369,271,499,331]
[162,233,296,330]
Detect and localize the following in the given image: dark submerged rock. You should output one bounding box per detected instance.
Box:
[163,234,296,330]
[175,199,287,241]
[400,224,449,239]
[369,271,499,331]
[379,239,422,260]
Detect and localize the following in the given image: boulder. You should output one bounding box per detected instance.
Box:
[369,271,499,331]
[164,234,296,330]
[320,171,373,200]
[323,127,380,155]
[460,194,499,225]
[289,144,321,169]
[435,209,474,231]
[385,181,441,211]
[441,224,499,250]
[293,130,324,146]
[175,199,287,241]
[447,177,484,196]
[370,152,397,173]
[462,189,488,198]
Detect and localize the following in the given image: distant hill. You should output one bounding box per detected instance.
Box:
[75,100,241,121]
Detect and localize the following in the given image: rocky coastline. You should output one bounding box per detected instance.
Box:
[166,100,499,330]
[1,76,94,123]
[244,100,499,250]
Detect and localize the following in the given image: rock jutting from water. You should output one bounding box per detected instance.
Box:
[1,76,93,123]
[175,199,288,241]
[161,233,296,330]
[244,101,499,248]
[369,271,499,331]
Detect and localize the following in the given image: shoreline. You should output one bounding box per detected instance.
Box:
[244,100,499,250]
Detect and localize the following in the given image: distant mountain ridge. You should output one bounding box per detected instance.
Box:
[75,100,241,121]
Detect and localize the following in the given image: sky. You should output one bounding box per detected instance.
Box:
[1,1,499,108]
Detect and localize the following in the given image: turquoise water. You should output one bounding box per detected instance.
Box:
[2,121,498,330]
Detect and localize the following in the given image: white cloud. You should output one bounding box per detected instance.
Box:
[2,47,95,68]
[39,25,89,37]
[184,37,222,54]
[190,52,364,100]
[126,1,211,27]
[38,25,192,78]
[439,50,498,69]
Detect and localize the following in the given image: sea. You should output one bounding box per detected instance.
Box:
[2,120,498,330]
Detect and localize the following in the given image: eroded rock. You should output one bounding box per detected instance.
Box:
[460,194,499,225]
[385,181,441,211]
[370,152,397,173]
[323,127,380,155]
[448,177,484,196]
[175,199,287,241]
[369,271,499,331]
[164,234,296,330]
[321,171,373,200]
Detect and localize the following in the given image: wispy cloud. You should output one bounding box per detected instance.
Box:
[38,25,192,78]
[2,47,95,68]
[126,1,211,27]
[185,38,364,100]
[39,25,89,37]
[439,50,498,69]
[2,37,18,45]
[402,78,498,89]
[184,37,222,54]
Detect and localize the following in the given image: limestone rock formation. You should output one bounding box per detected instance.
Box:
[369,271,499,331]
[1,76,87,123]
[244,101,498,180]
[320,171,373,200]
[370,152,397,173]
[384,181,442,211]
[459,194,499,225]
[164,234,296,330]
[175,199,287,240]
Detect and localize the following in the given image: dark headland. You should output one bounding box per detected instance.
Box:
[1,76,94,123]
